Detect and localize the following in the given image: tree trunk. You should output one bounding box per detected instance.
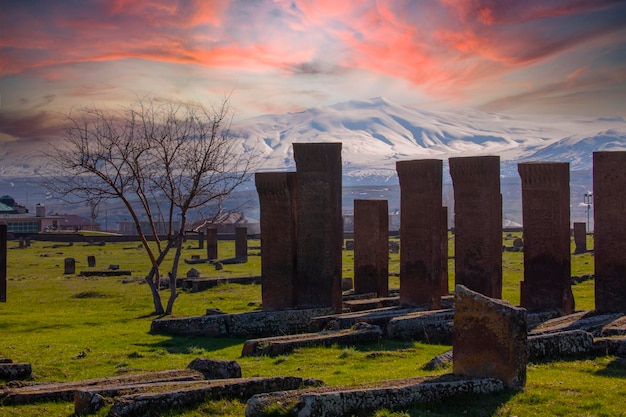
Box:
[165,233,183,314]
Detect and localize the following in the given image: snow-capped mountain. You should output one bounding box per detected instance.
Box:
[234,97,626,184]
[2,97,626,184]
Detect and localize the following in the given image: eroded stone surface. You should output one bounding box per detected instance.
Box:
[396,159,443,308]
[594,151,626,313]
[245,376,505,417]
[453,285,527,390]
[387,309,454,344]
[0,363,32,381]
[527,330,594,361]
[449,156,502,298]
[241,323,382,356]
[294,143,343,313]
[354,199,389,297]
[186,358,241,379]
[518,162,574,314]
[573,222,587,254]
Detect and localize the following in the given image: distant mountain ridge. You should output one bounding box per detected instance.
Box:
[1,97,625,185]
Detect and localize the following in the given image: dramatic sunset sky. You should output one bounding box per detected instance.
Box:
[1,0,626,152]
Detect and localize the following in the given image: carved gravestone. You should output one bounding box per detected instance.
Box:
[198,230,204,250]
[354,199,389,297]
[396,159,443,308]
[518,162,574,314]
[87,255,96,268]
[441,206,449,295]
[186,268,200,278]
[1,225,6,302]
[449,156,502,299]
[255,171,298,311]
[294,143,343,313]
[18,237,24,249]
[573,222,587,254]
[206,226,218,260]
[453,284,527,390]
[594,151,626,313]
[235,226,248,261]
[64,258,76,275]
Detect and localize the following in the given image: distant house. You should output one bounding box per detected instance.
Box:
[0,197,59,235]
[51,214,101,232]
[192,212,260,235]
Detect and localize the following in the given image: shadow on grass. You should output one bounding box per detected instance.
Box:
[595,356,626,379]
[404,389,519,417]
[135,334,246,354]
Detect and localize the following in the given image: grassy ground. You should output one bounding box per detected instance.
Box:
[1,234,624,417]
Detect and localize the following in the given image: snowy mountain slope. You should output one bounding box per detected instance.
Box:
[234,97,626,183]
[2,97,626,184]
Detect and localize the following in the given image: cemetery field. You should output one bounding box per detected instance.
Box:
[1,235,625,417]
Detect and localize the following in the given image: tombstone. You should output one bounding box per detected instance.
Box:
[186,268,200,278]
[64,258,76,275]
[396,159,443,308]
[18,237,25,249]
[449,156,502,299]
[441,206,449,296]
[25,237,30,248]
[1,225,6,302]
[344,240,354,251]
[255,172,298,311]
[87,255,96,268]
[573,222,587,254]
[354,199,389,297]
[198,230,204,250]
[235,226,248,261]
[594,151,626,313]
[453,285,527,390]
[206,226,218,260]
[294,142,343,313]
[518,162,574,315]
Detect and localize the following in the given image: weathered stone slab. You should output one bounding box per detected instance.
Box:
[530,311,624,337]
[354,199,389,297]
[1,224,6,302]
[573,222,587,253]
[592,336,626,356]
[186,358,241,379]
[245,376,505,417]
[342,296,399,312]
[78,269,132,277]
[109,376,306,417]
[0,369,205,405]
[310,306,424,333]
[396,159,443,308]
[64,257,76,274]
[0,363,32,381]
[255,171,298,311]
[449,156,502,298]
[242,323,382,357]
[181,276,261,292]
[206,225,218,260]
[453,285,527,390]
[235,226,248,262]
[601,315,626,336]
[423,350,453,371]
[87,255,96,267]
[518,162,574,314]
[594,151,626,312]
[294,142,343,313]
[441,206,449,295]
[150,308,334,338]
[387,309,455,344]
[527,330,594,361]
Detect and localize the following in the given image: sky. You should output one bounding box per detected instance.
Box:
[1,0,626,155]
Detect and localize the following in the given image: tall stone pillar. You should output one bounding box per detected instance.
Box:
[1,224,6,302]
[206,226,218,260]
[518,162,574,314]
[354,199,389,297]
[255,172,298,310]
[441,206,449,296]
[235,226,248,261]
[294,142,343,313]
[396,159,443,308]
[594,151,626,313]
[573,222,587,254]
[449,156,502,299]
[198,230,204,250]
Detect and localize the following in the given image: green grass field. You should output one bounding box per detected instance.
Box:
[1,234,624,417]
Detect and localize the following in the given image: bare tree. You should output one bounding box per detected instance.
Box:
[44,96,259,314]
